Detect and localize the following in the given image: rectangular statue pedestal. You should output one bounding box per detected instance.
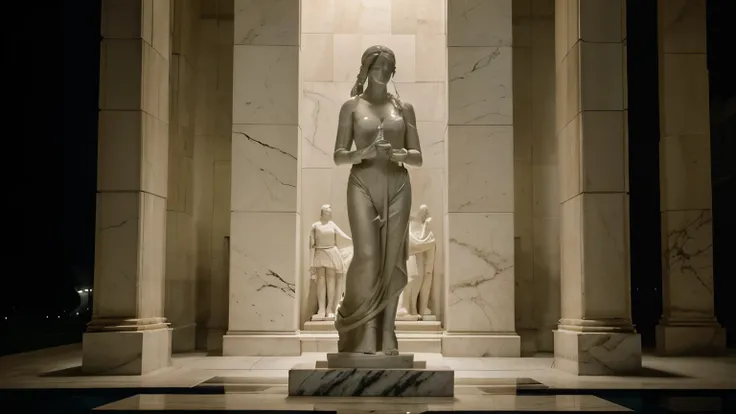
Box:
[288,362,454,397]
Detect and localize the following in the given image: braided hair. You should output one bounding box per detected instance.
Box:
[350,45,404,113]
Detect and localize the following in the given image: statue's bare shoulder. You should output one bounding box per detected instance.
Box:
[340,96,360,114]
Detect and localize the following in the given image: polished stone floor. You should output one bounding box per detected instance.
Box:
[0,344,734,412]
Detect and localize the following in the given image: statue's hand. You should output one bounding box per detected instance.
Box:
[389,148,408,163]
[376,140,393,158]
[351,143,377,163]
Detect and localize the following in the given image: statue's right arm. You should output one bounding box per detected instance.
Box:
[334,99,360,166]
[309,224,316,268]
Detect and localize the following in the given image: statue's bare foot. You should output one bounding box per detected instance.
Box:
[326,312,335,319]
[381,330,399,355]
[316,309,326,318]
[420,308,432,315]
[396,307,408,316]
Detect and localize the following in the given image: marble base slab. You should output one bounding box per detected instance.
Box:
[288,363,454,397]
[82,328,172,375]
[656,324,727,356]
[327,352,414,368]
[554,329,642,376]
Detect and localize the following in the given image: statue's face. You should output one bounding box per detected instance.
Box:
[322,206,332,218]
[418,206,429,221]
[368,53,394,85]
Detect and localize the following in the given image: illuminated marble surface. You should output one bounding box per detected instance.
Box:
[0,344,734,391]
[95,393,631,411]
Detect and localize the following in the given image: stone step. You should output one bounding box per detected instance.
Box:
[299,332,442,353]
[303,320,443,332]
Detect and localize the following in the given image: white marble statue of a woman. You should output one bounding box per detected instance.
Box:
[309,204,352,320]
[397,204,436,320]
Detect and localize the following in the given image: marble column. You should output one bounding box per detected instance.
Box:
[193,14,235,352]
[165,0,199,353]
[223,0,301,356]
[512,0,559,356]
[513,0,537,356]
[530,0,560,354]
[444,0,520,357]
[655,0,726,356]
[83,0,172,375]
[553,0,641,375]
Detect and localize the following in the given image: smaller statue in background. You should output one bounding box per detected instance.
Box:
[309,204,352,320]
[397,204,436,321]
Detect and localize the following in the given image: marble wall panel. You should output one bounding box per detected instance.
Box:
[447,126,514,213]
[447,0,512,47]
[659,134,712,211]
[392,82,447,123]
[660,209,715,320]
[448,47,513,126]
[232,46,299,125]
[229,212,299,332]
[301,34,334,82]
[391,0,445,35]
[660,54,710,136]
[301,82,354,168]
[658,0,707,54]
[231,125,298,212]
[446,213,515,333]
[234,0,299,46]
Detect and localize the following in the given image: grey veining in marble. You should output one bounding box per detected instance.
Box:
[288,364,454,397]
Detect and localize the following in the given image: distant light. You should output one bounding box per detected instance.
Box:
[77,290,83,294]
[46,316,48,318]
[76,312,79,316]
[57,316,60,319]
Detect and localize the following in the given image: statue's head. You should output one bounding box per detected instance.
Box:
[350,45,397,97]
[320,204,332,220]
[418,204,430,221]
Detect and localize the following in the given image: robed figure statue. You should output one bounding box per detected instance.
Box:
[332,45,423,355]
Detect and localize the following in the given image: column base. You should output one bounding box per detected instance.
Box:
[656,323,726,356]
[82,328,172,375]
[554,329,641,376]
[171,323,197,353]
[441,333,521,357]
[222,332,301,356]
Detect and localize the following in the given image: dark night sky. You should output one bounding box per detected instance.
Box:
[8,1,735,347]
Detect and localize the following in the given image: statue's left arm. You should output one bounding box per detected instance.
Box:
[333,223,352,242]
[390,103,423,167]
